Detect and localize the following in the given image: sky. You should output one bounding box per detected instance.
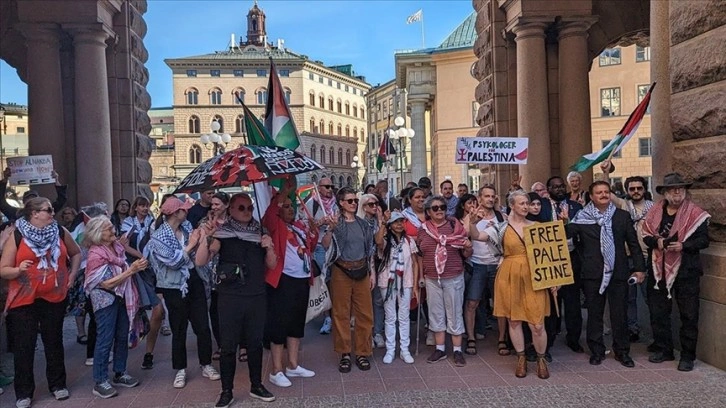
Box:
[0,0,474,107]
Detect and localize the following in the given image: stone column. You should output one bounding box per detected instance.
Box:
[558,20,595,185]
[409,97,428,181]
[650,0,673,195]
[70,26,114,207]
[512,21,550,187]
[21,24,67,191]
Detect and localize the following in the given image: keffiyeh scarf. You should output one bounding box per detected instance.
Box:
[642,199,710,298]
[627,199,654,223]
[421,219,468,281]
[320,195,337,216]
[214,217,262,243]
[149,221,193,296]
[383,236,408,301]
[571,202,617,294]
[402,207,423,228]
[16,218,62,273]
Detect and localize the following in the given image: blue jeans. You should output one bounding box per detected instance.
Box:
[467,263,498,334]
[93,297,129,384]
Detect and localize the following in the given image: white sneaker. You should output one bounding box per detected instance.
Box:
[319,317,332,334]
[201,365,221,381]
[383,351,395,364]
[373,333,386,348]
[285,365,315,378]
[85,358,94,366]
[400,352,415,364]
[173,369,186,388]
[426,331,435,346]
[15,398,31,408]
[269,371,292,388]
[52,388,69,400]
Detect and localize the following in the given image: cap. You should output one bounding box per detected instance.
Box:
[160,197,193,215]
[22,190,40,202]
[387,211,405,225]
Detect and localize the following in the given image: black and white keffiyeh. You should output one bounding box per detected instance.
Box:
[571,202,616,294]
[214,217,262,243]
[148,221,194,296]
[16,218,62,271]
[626,199,654,223]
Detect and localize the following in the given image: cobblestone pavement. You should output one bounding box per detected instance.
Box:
[1,315,724,407]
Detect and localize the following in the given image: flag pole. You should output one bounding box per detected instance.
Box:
[386,115,391,208]
[420,10,425,48]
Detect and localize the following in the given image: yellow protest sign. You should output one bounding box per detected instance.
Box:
[524,221,574,290]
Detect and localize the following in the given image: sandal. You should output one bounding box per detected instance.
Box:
[238,348,248,362]
[355,355,371,371]
[160,326,172,336]
[465,339,477,355]
[76,335,88,345]
[498,341,511,356]
[338,354,352,373]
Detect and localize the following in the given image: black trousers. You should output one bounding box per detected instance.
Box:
[647,274,700,360]
[85,301,97,359]
[7,299,67,399]
[559,253,583,346]
[218,293,266,390]
[209,290,221,348]
[159,272,213,370]
[582,279,629,357]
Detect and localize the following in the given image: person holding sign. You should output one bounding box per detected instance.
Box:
[469,191,554,379]
[562,181,645,367]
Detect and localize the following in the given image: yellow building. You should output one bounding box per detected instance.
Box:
[163,2,369,189]
[589,44,652,190]
[0,103,30,171]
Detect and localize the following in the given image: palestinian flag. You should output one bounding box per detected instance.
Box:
[376,132,397,172]
[242,102,276,219]
[296,184,316,202]
[570,82,656,172]
[265,58,300,150]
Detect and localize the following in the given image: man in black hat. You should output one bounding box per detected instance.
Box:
[0,168,67,222]
[642,173,710,372]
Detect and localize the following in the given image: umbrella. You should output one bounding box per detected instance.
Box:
[173,145,324,195]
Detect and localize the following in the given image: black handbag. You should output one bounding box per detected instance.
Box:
[215,262,246,285]
[336,261,369,281]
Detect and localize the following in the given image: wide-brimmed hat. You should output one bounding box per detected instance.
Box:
[161,197,193,215]
[655,172,692,194]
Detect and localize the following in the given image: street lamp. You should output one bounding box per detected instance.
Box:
[387,116,415,192]
[350,155,361,188]
[200,120,231,156]
[0,106,6,170]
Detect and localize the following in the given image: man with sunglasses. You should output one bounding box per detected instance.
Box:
[600,160,654,343]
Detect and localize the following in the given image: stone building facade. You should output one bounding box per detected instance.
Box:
[0,0,154,207]
[164,2,368,189]
[0,103,30,170]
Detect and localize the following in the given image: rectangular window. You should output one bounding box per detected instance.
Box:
[256,69,267,77]
[279,69,290,77]
[210,70,220,77]
[319,76,324,83]
[328,79,333,86]
[337,82,341,89]
[598,48,621,66]
[308,72,314,80]
[472,101,480,127]
[635,46,651,62]
[186,70,197,77]
[233,70,244,77]
[345,85,349,92]
[610,177,622,186]
[602,140,622,158]
[600,87,621,116]
[637,84,651,114]
[353,88,357,95]
[16,127,25,133]
[638,137,651,157]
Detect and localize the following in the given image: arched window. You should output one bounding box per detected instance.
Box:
[233,88,245,105]
[338,175,344,187]
[345,125,350,137]
[212,115,224,133]
[320,145,326,164]
[337,99,342,113]
[337,123,342,136]
[346,176,352,187]
[284,88,292,104]
[309,117,315,132]
[329,147,334,164]
[328,122,334,135]
[345,149,351,165]
[310,144,316,161]
[353,127,358,140]
[189,144,202,164]
[210,88,222,105]
[309,91,315,106]
[338,148,343,164]
[360,108,365,119]
[186,88,199,105]
[353,104,358,117]
[319,94,325,108]
[345,102,350,115]
[235,114,244,134]
[311,174,318,183]
[328,97,333,111]
[188,115,200,133]
[256,88,268,105]
[319,119,325,134]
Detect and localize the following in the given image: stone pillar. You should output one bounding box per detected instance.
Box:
[512,21,550,187]
[409,97,428,181]
[650,0,673,196]
[21,24,67,193]
[558,20,594,185]
[70,26,114,207]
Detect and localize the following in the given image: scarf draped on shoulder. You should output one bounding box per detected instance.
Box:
[421,218,468,279]
[402,207,423,228]
[571,202,617,294]
[149,221,193,296]
[213,217,262,243]
[16,218,62,272]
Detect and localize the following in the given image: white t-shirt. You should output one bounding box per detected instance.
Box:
[470,217,501,265]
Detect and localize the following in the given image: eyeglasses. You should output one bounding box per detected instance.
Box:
[429,205,446,212]
[343,198,359,205]
[550,184,566,190]
[628,186,644,192]
[237,204,254,212]
[366,202,378,208]
[320,184,333,189]
[38,207,54,214]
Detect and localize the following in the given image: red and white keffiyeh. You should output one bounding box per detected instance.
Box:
[421,219,468,279]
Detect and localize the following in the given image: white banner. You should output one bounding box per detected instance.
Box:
[455,137,529,164]
[7,155,56,185]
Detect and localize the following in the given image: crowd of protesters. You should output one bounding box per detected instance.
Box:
[0,162,711,407]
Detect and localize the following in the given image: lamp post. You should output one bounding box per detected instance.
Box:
[350,155,361,189]
[200,120,231,156]
[0,106,5,170]
[387,115,415,193]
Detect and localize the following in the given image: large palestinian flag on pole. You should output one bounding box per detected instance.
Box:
[570,82,656,172]
[376,132,397,172]
[265,58,300,151]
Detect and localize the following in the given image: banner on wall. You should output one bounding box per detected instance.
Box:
[454,137,529,164]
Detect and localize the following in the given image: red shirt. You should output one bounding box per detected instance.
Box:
[6,238,69,310]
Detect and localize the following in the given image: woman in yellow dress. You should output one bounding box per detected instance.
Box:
[469,190,556,379]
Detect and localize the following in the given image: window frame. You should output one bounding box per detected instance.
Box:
[638,137,652,157]
[600,87,621,117]
[598,48,622,67]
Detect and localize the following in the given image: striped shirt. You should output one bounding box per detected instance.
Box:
[416,221,465,280]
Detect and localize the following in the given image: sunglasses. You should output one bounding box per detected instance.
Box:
[237,204,254,212]
[343,198,359,205]
[320,184,333,189]
[628,186,644,192]
[429,205,446,212]
[38,207,55,214]
[366,202,378,208]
